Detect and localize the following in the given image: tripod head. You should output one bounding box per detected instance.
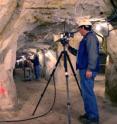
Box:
[60,32,74,46]
[56,19,79,47]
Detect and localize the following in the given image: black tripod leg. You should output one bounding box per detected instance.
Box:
[64,51,72,124]
[32,51,63,115]
[66,52,82,96]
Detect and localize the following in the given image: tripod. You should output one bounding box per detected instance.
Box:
[32,44,82,124]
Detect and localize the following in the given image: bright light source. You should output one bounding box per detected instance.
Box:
[94,22,109,37]
[95,24,101,32]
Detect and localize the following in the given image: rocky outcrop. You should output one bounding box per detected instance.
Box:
[105,27,117,104]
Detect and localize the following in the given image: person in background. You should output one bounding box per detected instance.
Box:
[31,52,41,80]
[68,18,100,124]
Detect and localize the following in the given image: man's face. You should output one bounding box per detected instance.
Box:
[79,26,85,36]
[78,26,88,36]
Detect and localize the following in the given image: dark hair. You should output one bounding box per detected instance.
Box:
[79,25,92,31]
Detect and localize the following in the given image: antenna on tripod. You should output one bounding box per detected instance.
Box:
[63,19,66,32]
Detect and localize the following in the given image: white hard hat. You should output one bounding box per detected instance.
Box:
[75,17,92,27]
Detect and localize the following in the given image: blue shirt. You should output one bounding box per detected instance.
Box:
[68,31,100,72]
[31,54,40,67]
[77,31,100,71]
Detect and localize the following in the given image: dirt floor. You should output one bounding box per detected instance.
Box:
[0,71,117,124]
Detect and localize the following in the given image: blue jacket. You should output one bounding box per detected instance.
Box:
[31,54,40,67]
[68,31,100,72]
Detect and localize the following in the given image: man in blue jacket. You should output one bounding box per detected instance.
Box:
[68,18,100,124]
[31,52,41,80]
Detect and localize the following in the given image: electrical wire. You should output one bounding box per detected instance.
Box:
[110,0,117,11]
[108,0,117,22]
[94,31,108,54]
[0,77,57,123]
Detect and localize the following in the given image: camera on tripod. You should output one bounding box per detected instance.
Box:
[60,32,74,46]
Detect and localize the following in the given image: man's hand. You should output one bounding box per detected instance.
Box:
[86,70,92,78]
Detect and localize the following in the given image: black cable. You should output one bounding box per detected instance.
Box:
[110,0,117,10]
[108,0,117,22]
[0,79,57,123]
